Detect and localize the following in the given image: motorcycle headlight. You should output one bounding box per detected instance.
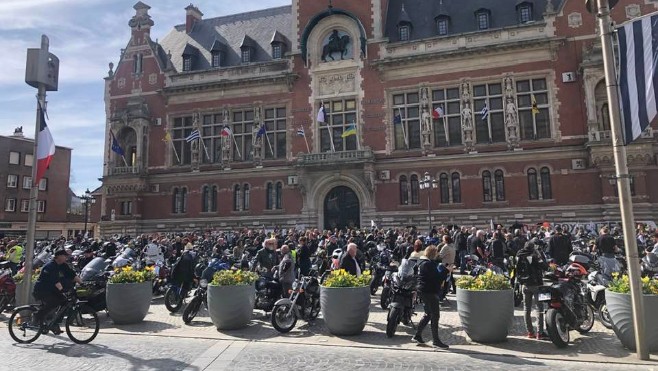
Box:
[200,279,208,288]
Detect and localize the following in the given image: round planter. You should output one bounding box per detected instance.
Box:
[15,280,37,306]
[456,289,514,343]
[606,290,658,351]
[207,284,255,330]
[106,281,152,324]
[320,286,370,336]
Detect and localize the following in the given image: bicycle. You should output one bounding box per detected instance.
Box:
[8,290,100,344]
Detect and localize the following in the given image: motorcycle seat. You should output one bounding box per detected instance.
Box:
[0,261,10,268]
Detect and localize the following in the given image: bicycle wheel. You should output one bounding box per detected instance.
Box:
[8,307,42,344]
[65,305,99,344]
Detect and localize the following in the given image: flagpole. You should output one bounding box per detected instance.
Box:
[232,135,242,159]
[592,0,647,359]
[302,128,310,153]
[170,140,181,164]
[443,113,449,145]
[121,155,129,167]
[398,108,409,149]
[263,130,275,157]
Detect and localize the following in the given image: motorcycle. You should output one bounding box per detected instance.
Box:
[0,261,16,312]
[152,260,170,296]
[586,270,613,329]
[254,272,283,313]
[182,278,208,324]
[270,274,321,333]
[379,263,397,310]
[505,256,523,307]
[385,271,416,337]
[641,253,658,278]
[369,245,390,295]
[77,257,111,312]
[539,263,595,348]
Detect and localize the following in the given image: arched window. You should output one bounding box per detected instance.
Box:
[482,171,493,202]
[400,175,409,205]
[202,186,210,212]
[540,167,552,199]
[275,182,283,209]
[494,170,505,201]
[410,174,420,205]
[172,188,180,213]
[451,172,461,203]
[601,104,610,131]
[439,173,449,204]
[266,182,274,210]
[233,185,241,211]
[243,184,250,210]
[181,188,188,213]
[528,168,539,200]
[211,185,218,212]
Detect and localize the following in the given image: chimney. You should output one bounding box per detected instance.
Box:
[185,4,203,34]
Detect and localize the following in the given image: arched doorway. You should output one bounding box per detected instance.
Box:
[324,186,360,230]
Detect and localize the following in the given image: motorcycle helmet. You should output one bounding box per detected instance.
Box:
[566,263,588,277]
[331,248,343,260]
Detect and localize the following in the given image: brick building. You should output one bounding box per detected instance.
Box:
[0,128,89,238]
[99,0,658,236]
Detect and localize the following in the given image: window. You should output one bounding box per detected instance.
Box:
[24,154,33,167]
[133,53,143,74]
[37,200,46,213]
[6,174,17,188]
[494,170,505,201]
[20,199,29,212]
[473,82,505,144]
[172,187,187,214]
[211,185,218,212]
[9,152,19,165]
[320,99,358,152]
[38,178,47,191]
[528,168,539,200]
[431,87,463,147]
[243,184,250,210]
[272,44,282,59]
[399,25,410,41]
[182,56,192,71]
[211,51,221,67]
[241,49,251,63]
[410,174,420,205]
[266,182,274,210]
[266,182,283,210]
[120,201,132,216]
[517,78,551,140]
[171,116,196,165]
[614,176,637,197]
[476,10,490,30]
[23,176,32,189]
[275,182,282,209]
[451,172,462,203]
[263,107,288,159]
[231,109,254,162]
[436,18,449,36]
[439,173,449,203]
[519,4,533,23]
[233,185,241,211]
[482,171,493,202]
[5,198,16,212]
[392,92,421,150]
[399,175,409,205]
[201,185,217,212]
[540,167,552,199]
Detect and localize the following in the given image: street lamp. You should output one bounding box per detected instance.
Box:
[80,188,96,239]
[419,172,438,235]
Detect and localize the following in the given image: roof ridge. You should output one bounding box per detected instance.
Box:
[172,5,291,28]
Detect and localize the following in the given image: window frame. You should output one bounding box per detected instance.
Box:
[451,172,462,203]
[120,200,132,216]
[516,78,551,140]
[528,168,539,200]
[494,169,506,201]
[22,176,32,190]
[540,167,552,199]
[38,178,47,191]
[472,82,505,144]
[482,170,493,202]
[182,56,192,71]
[263,107,288,160]
[431,86,462,148]
[233,184,241,211]
[241,48,251,64]
[6,174,18,188]
[436,17,449,36]
[24,153,34,167]
[272,44,282,59]
[37,200,46,213]
[399,175,409,205]
[211,51,221,68]
[275,182,283,209]
[399,25,410,41]
[518,4,533,23]
[410,174,420,205]
[9,151,20,165]
[320,98,358,152]
[5,198,16,212]
[243,184,250,210]
[20,199,29,213]
[439,173,450,204]
[266,182,274,210]
[392,92,421,150]
[476,10,490,30]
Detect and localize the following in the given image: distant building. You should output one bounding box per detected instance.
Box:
[99,1,658,236]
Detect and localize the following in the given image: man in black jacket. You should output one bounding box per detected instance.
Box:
[516,241,548,340]
[339,243,361,276]
[546,226,572,265]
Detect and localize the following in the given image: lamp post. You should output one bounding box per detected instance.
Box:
[80,188,96,238]
[419,172,438,235]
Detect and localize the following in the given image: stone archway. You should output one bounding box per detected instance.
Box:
[116,126,137,166]
[323,186,360,230]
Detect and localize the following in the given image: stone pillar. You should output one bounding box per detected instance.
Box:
[460,81,475,153]
[503,75,520,150]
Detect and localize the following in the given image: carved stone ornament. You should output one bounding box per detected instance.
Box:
[319,73,355,96]
[625,4,641,19]
[118,77,126,88]
[568,12,583,29]
[148,73,157,85]
[321,29,352,62]
[252,123,263,165]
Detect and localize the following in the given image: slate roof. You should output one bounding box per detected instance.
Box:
[159,5,292,72]
[385,0,565,42]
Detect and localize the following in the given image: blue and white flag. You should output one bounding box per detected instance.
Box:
[185,129,200,142]
[617,14,658,145]
[480,103,489,121]
[297,127,305,137]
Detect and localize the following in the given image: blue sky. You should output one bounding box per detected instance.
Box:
[0,0,289,196]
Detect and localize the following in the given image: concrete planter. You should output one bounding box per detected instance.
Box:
[106,281,152,324]
[15,280,37,306]
[320,286,370,336]
[456,289,514,343]
[606,290,658,351]
[207,284,255,330]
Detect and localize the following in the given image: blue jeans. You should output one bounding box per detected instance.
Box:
[458,250,468,272]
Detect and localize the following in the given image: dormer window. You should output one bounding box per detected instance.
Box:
[182,56,192,71]
[181,44,199,72]
[436,16,449,36]
[476,9,491,30]
[518,2,533,23]
[210,39,226,68]
[399,25,410,41]
[272,44,282,59]
[240,35,256,64]
[211,51,221,67]
[241,49,251,64]
[270,31,288,60]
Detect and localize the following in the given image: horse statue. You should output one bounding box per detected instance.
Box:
[321,34,351,62]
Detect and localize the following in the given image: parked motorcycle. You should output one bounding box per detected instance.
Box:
[254,273,283,313]
[0,261,16,312]
[379,264,397,310]
[385,272,416,337]
[539,263,595,348]
[369,246,390,295]
[586,270,612,329]
[152,260,169,296]
[271,274,321,333]
[641,253,658,278]
[77,257,111,312]
[182,278,207,324]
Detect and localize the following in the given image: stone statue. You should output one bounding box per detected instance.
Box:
[191,139,199,165]
[505,98,518,129]
[420,87,429,107]
[462,102,474,144]
[461,82,471,103]
[322,29,350,62]
[254,106,262,124]
[504,76,514,98]
[421,107,432,146]
[252,124,263,161]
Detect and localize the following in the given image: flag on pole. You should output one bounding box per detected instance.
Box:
[257,124,267,138]
[490,219,495,232]
[185,129,200,142]
[162,130,172,142]
[617,14,658,145]
[393,112,402,125]
[531,94,540,116]
[341,123,357,138]
[297,127,305,137]
[432,106,444,119]
[317,103,327,123]
[221,126,232,137]
[110,131,124,156]
[36,102,55,184]
[480,104,489,121]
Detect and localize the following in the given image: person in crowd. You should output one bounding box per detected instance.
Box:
[254,238,278,278]
[472,230,487,261]
[5,240,23,275]
[489,232,506,270]
[172,243,197,299]
[438,235,456,296]
[77,248,95,270]
[339,243,361,276]
[516,241,548,340]
[594,227,618,258]
[547,226,572,265]
[297,236,312,276]
[409,239,424,260]
[277,244,296,294]
[454,226,469,274]
[412,245,452,349]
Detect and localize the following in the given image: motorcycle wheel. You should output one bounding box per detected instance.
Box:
[545,308,570,348]
[307,297,321,321]
[598,303,613,329]
[386,306,402,338]
[271,303,297,333]
[183,296,202,324]
[380,287,391,310]
[164,287,183,313]
[577,305,595,333]
[370,276,379,295]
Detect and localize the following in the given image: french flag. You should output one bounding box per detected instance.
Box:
[432,106,444,120]
[36,102,55,185]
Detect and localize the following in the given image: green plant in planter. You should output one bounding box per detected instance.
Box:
[109,266,155,284]
[13,269,40,283]
[457,270,511,290]
[608,274,658,295]
[322,269,372,288]
[211,269,258,286]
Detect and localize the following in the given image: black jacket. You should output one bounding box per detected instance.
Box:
[416,257,448,294]
[547,233,572,264]
[34,261,76,295]
[172,251,196,284]
[339,253,358,276]
[516,248,547,286]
